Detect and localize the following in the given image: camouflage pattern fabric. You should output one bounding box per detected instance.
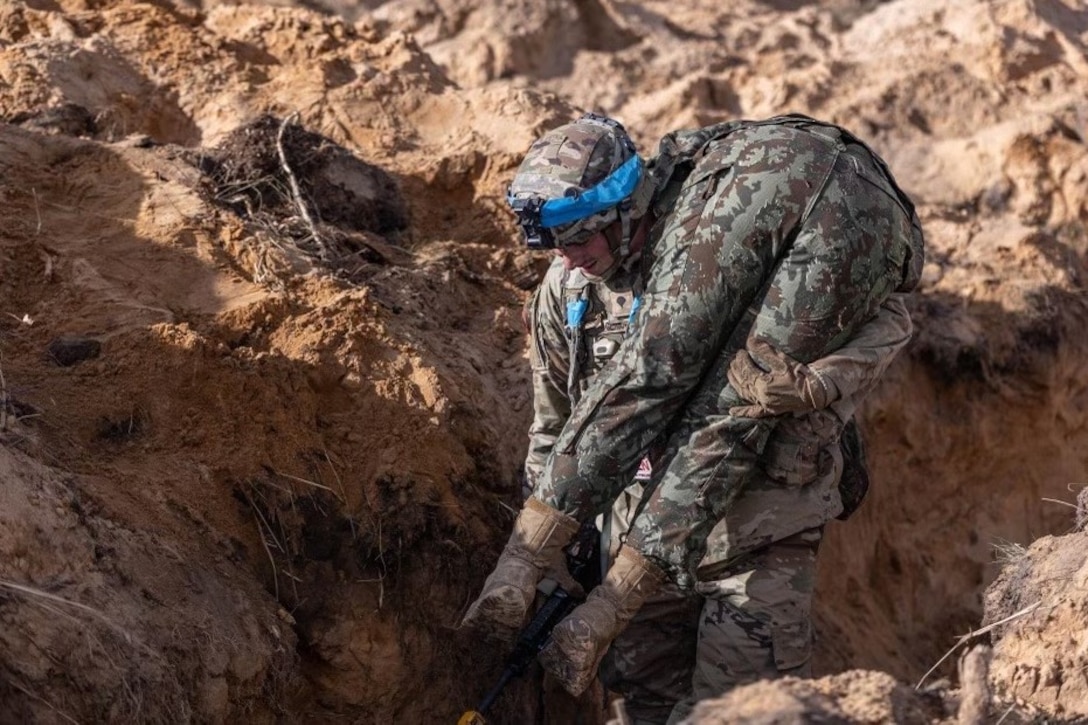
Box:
[727,293,913,424]
[591,296,909,721]
[524,256,644,493]
[513,117,623,195]
[523,233,912,721]
[695,294,912,561]
[534,116,924,587]
[600,527,822,725]
[527,261,912,569]
[598,578,702,724]
[509,114,651,247]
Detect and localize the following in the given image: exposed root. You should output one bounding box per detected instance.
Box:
[917,602,1041,689]
[0,579,133,643]
[196,114,410,290]
[276,112,328,260]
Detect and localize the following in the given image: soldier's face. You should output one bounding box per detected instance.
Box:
[556,224,617,276]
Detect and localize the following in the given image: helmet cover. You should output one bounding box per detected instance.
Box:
[508,113,647,249]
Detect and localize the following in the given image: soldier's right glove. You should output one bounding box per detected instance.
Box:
[460,498,581,643]
[727,338,836,418]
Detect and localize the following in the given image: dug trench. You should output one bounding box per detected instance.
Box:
[1,108,1087,722]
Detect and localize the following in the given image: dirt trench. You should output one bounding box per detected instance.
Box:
[2,0,1088,722]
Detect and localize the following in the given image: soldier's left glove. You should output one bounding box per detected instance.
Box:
[537,546,665,697]
[727,338,836,418]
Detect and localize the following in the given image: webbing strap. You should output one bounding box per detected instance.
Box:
[564,270,641,402]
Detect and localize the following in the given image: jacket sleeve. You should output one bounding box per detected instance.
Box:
[726,293,913,421]
[524,260,573,495]
[816,293,913,422]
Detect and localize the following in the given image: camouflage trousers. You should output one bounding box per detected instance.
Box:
[599,526,823,724]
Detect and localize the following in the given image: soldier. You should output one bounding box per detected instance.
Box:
[520,141,915,721]
[464,112,925,713]
[526,264,911,722]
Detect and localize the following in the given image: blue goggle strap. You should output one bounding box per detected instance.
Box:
[538,154,643,228]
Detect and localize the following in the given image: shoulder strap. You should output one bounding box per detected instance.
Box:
[764,114,919,219]
[648,121,745,202]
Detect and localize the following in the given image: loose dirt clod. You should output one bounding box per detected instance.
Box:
[205,114,409,238]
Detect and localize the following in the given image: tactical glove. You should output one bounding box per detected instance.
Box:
[537,546,665,696]
[460,498,580,643]
[727,338,836,418]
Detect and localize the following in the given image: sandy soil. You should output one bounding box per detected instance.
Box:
[1,0,1087,722]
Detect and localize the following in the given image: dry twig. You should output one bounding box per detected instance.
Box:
[916,601,1041,689]
[31,187,42,235]
[1040,496,1077,510]
[270,467,338,497]
[323,448,356,539]
[250,504,282,602]
[357,517,387,611]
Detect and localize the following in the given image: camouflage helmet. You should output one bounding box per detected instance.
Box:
[507,113,652,253]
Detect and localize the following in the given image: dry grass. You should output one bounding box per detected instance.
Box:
[239,484,300,604]
[0,579,134,644]
[0,576,191,722]
[4,677,80,725]
[992,538,1028,566]
[201,115,396,290]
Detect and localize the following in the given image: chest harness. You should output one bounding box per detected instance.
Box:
[563,269,642,406]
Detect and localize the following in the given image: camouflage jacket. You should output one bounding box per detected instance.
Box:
[533,115,924,577]
[525,257,644,492]
[526,258,913,572]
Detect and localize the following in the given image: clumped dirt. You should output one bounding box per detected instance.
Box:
[983,528,1088,720]
[1,0,1088,722]
[205,114,408,235]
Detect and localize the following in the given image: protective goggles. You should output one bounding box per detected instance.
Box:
[508,154,644,250]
